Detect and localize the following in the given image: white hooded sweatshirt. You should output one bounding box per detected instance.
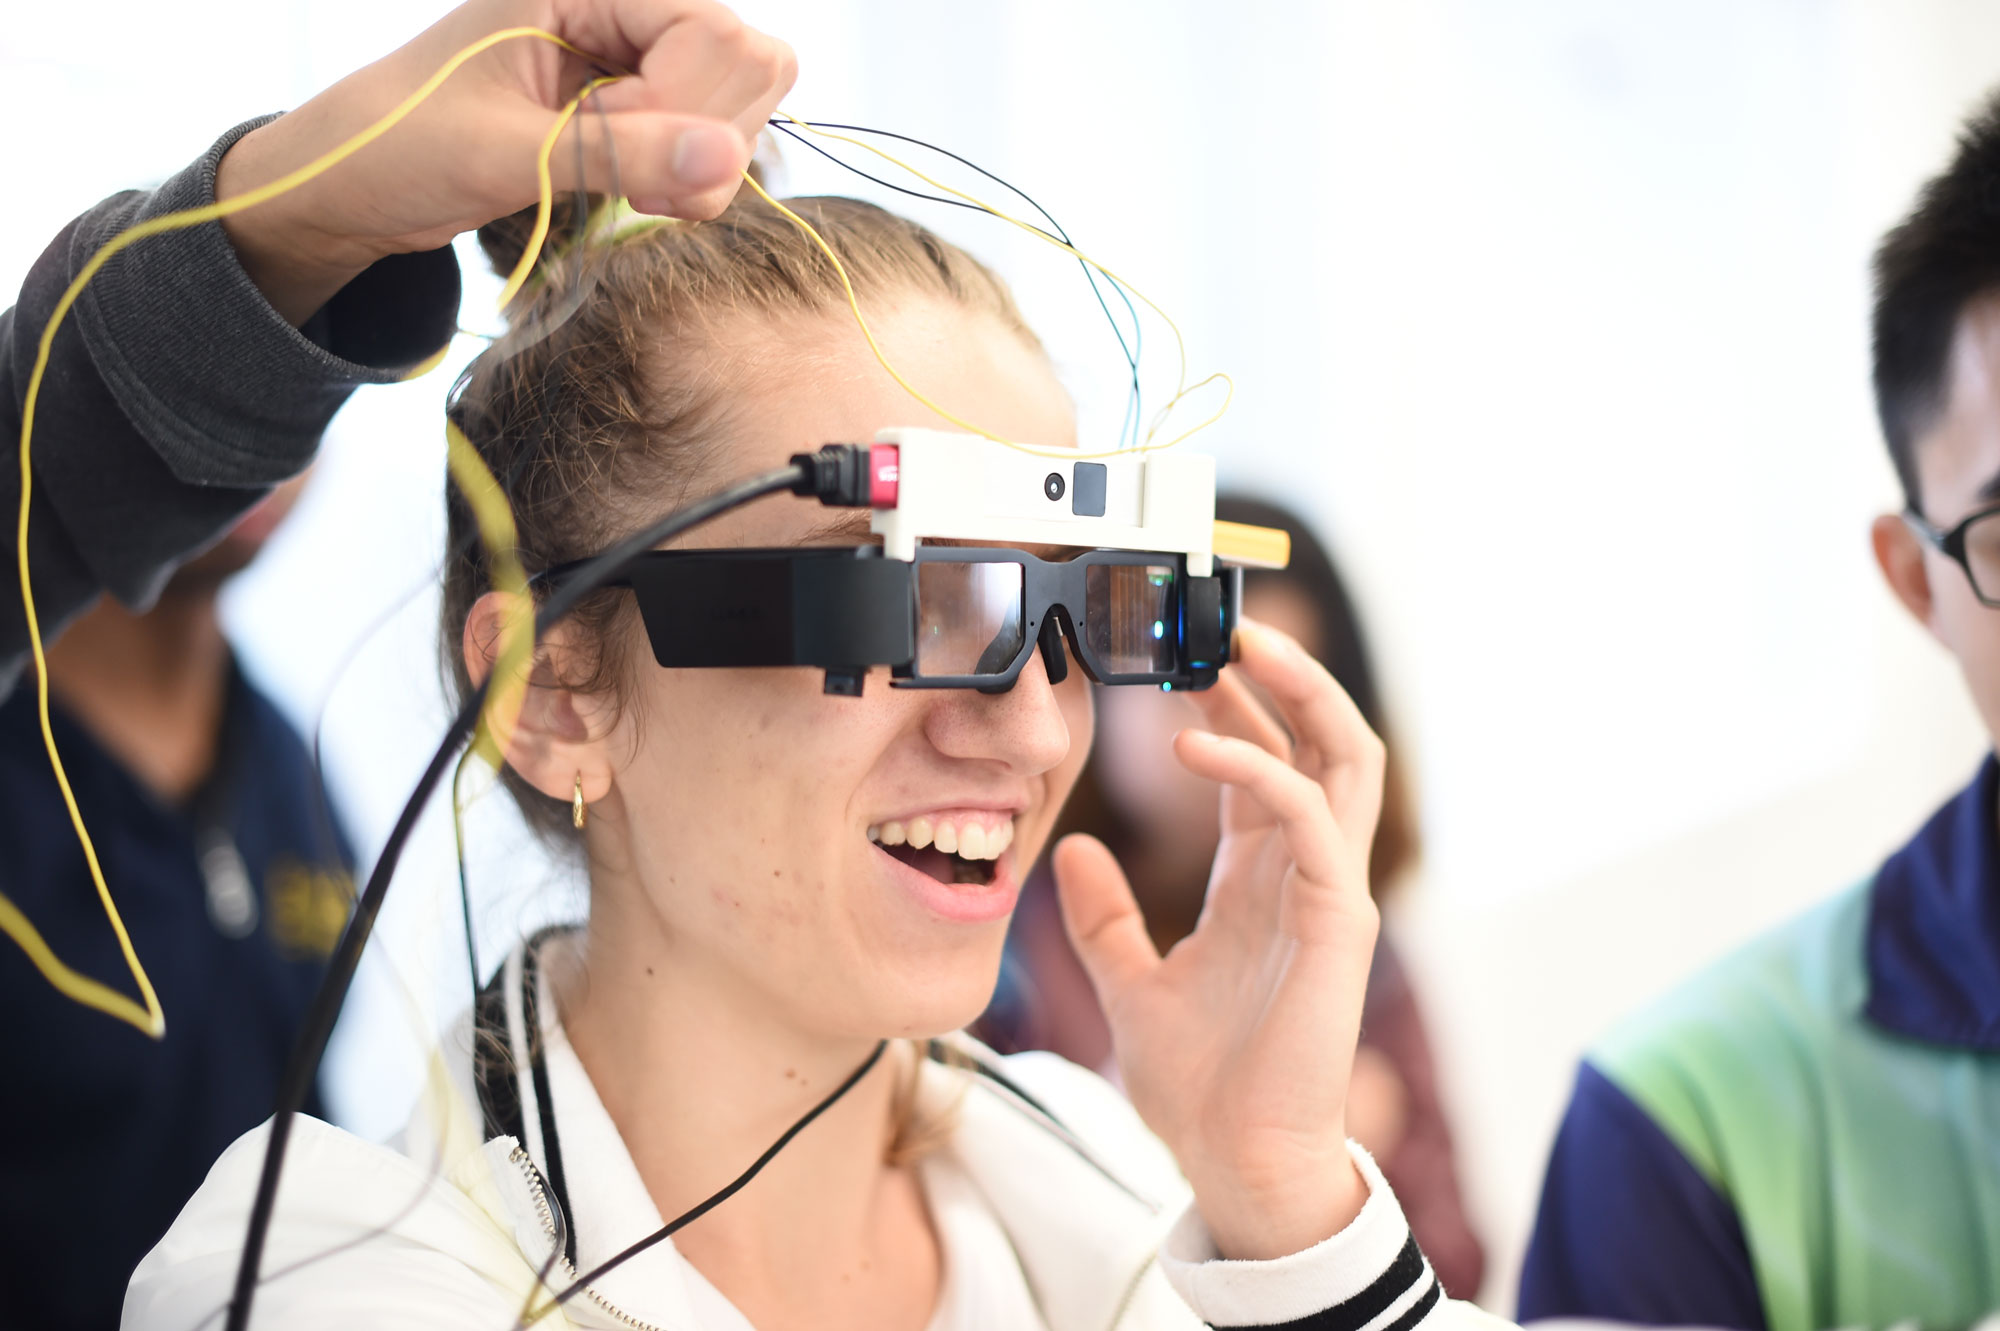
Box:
[124,940,1509,1331]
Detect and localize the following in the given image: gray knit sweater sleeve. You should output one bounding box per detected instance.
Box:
[0,115,462,698]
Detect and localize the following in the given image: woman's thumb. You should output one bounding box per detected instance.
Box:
[1052,834,1159,1004]
[548,109,749,217]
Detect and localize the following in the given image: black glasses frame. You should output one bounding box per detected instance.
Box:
[888,545,1235,692]
[1904,503,2000,608]
[539,544,1237,694]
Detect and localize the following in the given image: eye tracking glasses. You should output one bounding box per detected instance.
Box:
[540,543,1241,695]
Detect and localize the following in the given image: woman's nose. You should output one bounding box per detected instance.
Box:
[922,638,1075,775]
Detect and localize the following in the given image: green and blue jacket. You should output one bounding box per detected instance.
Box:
[1519,759,2000,1330]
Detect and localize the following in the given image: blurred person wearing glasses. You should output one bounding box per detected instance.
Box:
[1518,94,2000,1331]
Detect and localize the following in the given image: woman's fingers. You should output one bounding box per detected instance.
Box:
[556,0,775,87]
[579,0,796,150]
[211,0,792,318]
[473,0,791,217]
[1052,835,1160,1007]
[598,26,794,149]
[547,0,795,218]
[1227,621,1385,842]
[1172,730,1347,888]
[1187,663,1293,762]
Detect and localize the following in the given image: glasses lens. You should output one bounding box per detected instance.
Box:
[914,561,1025,676]
[1085,563,1178,675]
[1964,512,2000,603]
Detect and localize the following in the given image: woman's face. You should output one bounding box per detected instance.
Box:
[578,298,1091,1041]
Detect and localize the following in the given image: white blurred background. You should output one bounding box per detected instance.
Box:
[5,0,1998,1309]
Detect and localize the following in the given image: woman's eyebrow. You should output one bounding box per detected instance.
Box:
[785,514,1091,559]
[922,538,1090,558]
[792,512,876,546]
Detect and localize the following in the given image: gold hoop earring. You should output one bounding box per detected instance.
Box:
[572,774,588,830]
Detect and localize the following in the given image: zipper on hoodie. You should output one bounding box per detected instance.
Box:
[513,1138,1168,1331]
[511,1144,671,1331]
[510,1075,1168,1331]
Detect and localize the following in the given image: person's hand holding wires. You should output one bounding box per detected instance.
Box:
[1055,620,1385,1261]
[215,0,795,324]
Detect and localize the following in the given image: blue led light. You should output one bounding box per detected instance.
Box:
[1160,681,1174,693]
[1151,619,1165,640]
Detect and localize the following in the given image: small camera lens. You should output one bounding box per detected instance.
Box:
[1044,472,1066,502]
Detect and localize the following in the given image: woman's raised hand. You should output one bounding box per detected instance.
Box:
[1054,622,1386,1261]
[217,0,795,322]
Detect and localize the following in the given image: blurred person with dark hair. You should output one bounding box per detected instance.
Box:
[977,495,1488,1299]
[1518,89,2000,1331]
[0,98,462,1327]
[0,477,364,1330]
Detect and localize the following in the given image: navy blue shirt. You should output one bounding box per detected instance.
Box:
[0,660,351,1331]
[1520,1062,1763,1326]
[1520,757,2000,1327]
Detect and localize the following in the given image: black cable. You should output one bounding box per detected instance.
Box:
[450,754,484,997]
[769,120,1067,244]
[305,119,609,996]
[307,438,542,1003]
[179,1113,461,1331]
[518,1039,888,1327]
[782,121,1141,368]
[223,461,816,1331]
[306,436,546,998]
[316,68,628,1021]
[236,112,1112,1327]
[449,77,629,1007]
[791,120,1143,448]
[772,118,1145,450]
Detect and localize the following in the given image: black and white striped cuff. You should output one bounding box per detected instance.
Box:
[1157,1142,1442,1331]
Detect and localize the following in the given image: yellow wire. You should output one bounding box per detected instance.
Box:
[770,113,1234,454]
[496,74,623,309]
[464,76,614,774]
[9,25,591,1037]
[782,114,1193,423]
[11,28,1222,1032]
[446,421,534,770]
[735,173,1010,445]
[739,171,1227,462]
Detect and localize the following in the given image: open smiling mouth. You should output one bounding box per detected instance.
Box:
[868,818,1014,887]
[880,843,995,885]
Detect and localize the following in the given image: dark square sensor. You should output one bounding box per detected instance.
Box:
[1070,461,1107,517]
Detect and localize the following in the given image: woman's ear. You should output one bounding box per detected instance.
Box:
[1872,512,1939,637]
[461,590,616,805]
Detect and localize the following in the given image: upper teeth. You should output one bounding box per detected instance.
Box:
[868,817,1015,861]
